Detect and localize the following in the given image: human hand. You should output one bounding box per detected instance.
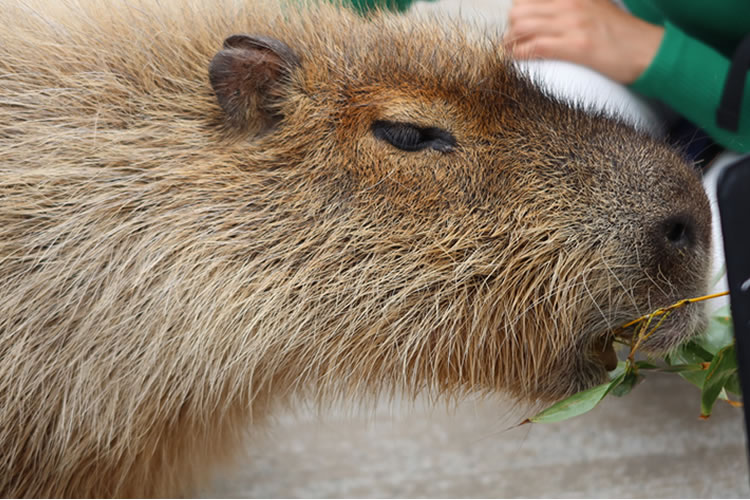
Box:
[503,0,665,84]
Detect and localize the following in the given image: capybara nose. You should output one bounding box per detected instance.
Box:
[662,214,697,251]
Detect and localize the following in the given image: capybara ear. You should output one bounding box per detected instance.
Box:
[209,35,300,134]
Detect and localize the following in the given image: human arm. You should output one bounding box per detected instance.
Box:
[503,0,664,84]
[504,0,750,152]
[630,22,750,153]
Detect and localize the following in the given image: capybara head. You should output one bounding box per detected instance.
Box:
[206,6,712,398]
[0,0,710,496]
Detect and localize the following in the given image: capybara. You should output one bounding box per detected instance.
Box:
[0,0,711,496]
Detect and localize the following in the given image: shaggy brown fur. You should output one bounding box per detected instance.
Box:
[0,0,711,496]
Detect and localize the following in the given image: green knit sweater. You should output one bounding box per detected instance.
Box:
[347,0,418,12]
[624,0,750,152]
[350,0,750,152]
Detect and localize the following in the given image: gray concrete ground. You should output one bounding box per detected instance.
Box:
[205,373,748,497]
[202,1,749,496]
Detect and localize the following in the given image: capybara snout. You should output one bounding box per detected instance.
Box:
[0,0,711,496]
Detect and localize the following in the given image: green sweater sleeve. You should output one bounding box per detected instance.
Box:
[630,21,750,153]
[348,0,421,13]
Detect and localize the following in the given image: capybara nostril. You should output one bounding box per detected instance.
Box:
[662,214,696,250]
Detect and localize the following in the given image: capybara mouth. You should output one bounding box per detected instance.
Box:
[586,294,710,375]
[610,298,710,357]
[591,335,619,371]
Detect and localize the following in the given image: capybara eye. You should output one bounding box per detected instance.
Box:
[372,120,456,152]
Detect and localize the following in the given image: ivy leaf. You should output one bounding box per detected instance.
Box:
[700,344,738,418]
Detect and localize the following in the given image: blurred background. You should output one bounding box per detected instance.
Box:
[204,373,747,497]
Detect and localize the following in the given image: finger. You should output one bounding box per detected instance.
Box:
[508,0,561,8]
[502,31,536,51]
[505,2,568,43]
[508,37,569,61]
[504,16,564,46]
[507,1,565,26]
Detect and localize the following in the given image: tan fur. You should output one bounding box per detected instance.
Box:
[0,0,712,496]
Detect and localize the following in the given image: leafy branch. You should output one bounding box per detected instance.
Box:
[527,291,742,424]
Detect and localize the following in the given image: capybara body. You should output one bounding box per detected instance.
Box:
[0,0,711,496]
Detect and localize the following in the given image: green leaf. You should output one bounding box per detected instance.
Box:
[530,382,611,423]
[634,360,660,370]
[655,363,706,373]
[681,341,716,363]
[667,342,713,389]
[610,370,641,397]
[723,372,742,397]
[677,370,707,390]
[701,344,739,418]
[608,361,628,379]
[711,304,731,318]
[531,367,627,423]
[696,314,734,355]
